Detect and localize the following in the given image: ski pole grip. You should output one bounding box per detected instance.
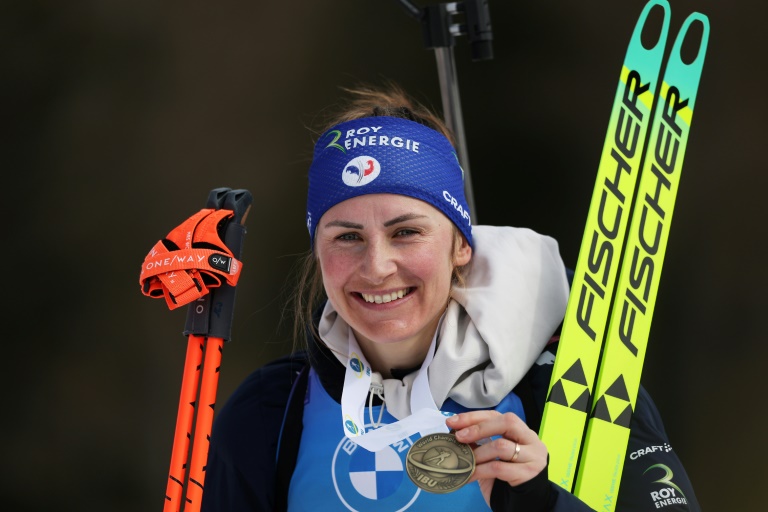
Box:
[184,188,253,341]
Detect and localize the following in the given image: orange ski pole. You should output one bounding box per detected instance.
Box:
[164,335,205,511]
[183,335,225,509]
[181,189,251,512]
[142,187,252,512]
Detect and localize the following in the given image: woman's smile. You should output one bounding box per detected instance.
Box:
[358,287,412,304]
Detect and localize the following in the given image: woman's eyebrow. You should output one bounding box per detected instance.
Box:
[383,213,427,227]
[324,220,364,229]
[324,214,427,229]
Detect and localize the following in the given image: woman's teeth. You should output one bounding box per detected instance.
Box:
[362,288,409,304]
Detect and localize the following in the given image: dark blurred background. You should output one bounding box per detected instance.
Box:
[2,0,765,510]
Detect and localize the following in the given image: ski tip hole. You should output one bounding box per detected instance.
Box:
[640,3,667,51]
[679,19,706,66]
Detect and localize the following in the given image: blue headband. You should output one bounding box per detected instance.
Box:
[306,117,473,248]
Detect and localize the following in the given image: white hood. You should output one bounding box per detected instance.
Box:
[318,224,570,419]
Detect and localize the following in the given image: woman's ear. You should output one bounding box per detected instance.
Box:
[453,234,472,267]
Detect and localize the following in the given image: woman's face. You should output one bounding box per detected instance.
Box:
[316,193,472,351]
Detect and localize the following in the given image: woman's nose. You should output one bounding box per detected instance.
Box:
[359,240,397,283]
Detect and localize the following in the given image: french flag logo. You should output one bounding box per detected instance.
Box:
[342,156,381,187]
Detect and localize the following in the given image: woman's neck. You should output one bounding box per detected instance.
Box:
[354,329,436,380]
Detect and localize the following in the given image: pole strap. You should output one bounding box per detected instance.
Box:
[139,207,243,310]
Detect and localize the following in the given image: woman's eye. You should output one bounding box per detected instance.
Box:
[395,228,418,237]
[337,232,360,241]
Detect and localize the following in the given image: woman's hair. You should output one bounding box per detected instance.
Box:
[318,82,455,145]
[291,82,466,352]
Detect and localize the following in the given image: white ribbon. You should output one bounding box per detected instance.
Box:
[341,329,449,452]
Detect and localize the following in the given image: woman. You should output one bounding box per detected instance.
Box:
[201,85,699,511]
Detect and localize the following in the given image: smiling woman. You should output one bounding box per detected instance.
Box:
[316,194,471,374]
[200,83,700,512]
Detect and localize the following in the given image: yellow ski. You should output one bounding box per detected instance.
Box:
[540,0,671,492]
[574,12,710,510]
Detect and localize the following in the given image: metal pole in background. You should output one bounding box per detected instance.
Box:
[434,44,475,220]
[394,0,493,223]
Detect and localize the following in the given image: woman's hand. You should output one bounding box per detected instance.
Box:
[445,411,548,506]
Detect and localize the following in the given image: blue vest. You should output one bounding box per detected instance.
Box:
[288,368,526,511]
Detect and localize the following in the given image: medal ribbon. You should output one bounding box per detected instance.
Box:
[341,329,449,452]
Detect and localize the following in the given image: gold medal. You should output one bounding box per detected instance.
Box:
[406,432,476,493]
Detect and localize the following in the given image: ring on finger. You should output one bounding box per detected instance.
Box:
[510,441,521,462]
